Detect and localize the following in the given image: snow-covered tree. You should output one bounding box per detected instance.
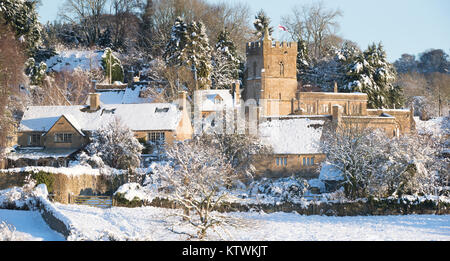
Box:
[346,43,402,109]
[101,47,124,83]
[25,58,47,86]
[0,0,42,56]
[184,21,212,89]
[296,39,310,77]
[211,29,240,89]
[163,16,188,67]
[151,138,240,239]
[163,18,212,90]
[200,132,272,182]
[253,9,273,39]
[373,134,440,197]
[321,123,387,199]
[85,117,143,170]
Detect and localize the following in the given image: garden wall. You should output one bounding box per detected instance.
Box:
[0,168,128,204]
[128,197,450,216]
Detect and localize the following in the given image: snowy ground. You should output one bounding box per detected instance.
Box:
[53,204,450,241]
[0,209,65,241]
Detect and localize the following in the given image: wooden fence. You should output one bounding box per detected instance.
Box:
[69,195,113,208]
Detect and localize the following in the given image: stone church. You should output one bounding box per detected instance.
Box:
[245,28,415,180]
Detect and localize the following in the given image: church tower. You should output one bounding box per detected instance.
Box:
[245,27,298,116]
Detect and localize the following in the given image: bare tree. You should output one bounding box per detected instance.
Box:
[282,1,342,60]
[152,138,242,239]
[58,0,108,47]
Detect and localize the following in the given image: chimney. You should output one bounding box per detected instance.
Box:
[334,81,338,93]
[127,69,134,87]
[233,81,240,106]
[332,104,343,125]
[178,91,187,111]
[89,93,101,111]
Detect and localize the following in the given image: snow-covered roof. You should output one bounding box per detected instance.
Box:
[196,89,234,111]
[19,103,182,133]
[258,118,325,154]
[90,85,154,105]
[6,147,79,160]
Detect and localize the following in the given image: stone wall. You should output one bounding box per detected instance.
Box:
[142,197,450,216]
[0,171,127,204]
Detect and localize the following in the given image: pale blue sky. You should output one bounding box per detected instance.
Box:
[37,0,450,62]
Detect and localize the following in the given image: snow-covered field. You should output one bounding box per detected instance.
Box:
[51,204,450,241]
[0,209,65,241]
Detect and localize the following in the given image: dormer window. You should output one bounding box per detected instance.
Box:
[155,107,169,113]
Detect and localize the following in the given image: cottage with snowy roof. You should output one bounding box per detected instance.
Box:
[7,92,193,168]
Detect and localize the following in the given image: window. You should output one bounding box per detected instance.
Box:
[28,134,41,146]
[302,157,315,166]
[54,133,72,143]
[276,157,288,166]
[279,61,284,76]
[148,132,165,144]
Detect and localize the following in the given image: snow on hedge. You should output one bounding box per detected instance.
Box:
[0,166,100,176]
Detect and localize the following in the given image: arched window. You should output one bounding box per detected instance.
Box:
[253,61,257,78]
[279,61,284,76]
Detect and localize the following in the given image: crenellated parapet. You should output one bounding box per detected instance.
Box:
[246,40,297,55]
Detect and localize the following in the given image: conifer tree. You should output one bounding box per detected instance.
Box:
[346,42,401,108]
[297,39,310,76]
[253,9,273,39]
[184,21,212,89]
[164,18,212,90]
[101,48,124,83]
[211,29,240,89]
[163,16,188,67]
[0,0,42,56]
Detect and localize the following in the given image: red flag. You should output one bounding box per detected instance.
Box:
[278,25,288,32]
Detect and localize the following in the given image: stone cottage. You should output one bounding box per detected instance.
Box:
[7,92,193,168]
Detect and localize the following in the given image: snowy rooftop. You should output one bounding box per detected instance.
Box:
[196,89,234,111]
[88,85,154,105]
[259,118,325,154]
[19,103,182,133]
[414,116,450,136]
[6,148,79,160]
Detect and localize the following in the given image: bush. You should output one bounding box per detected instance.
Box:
[31,171,55,194]
[113,192,143,208]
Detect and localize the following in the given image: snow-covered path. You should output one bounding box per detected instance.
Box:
[0,209,65,241]
[55,204,450,241]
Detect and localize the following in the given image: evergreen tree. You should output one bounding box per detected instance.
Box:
[0,0,42,56]
[296,39,310,77]
[253,9,273,39]
[211,29,240,89]
[346,42,401,108]
[163,16,188,67]
[101,48,124,83]
[163,18,212,90]
[25,58,47,86]
[184,21,212,89]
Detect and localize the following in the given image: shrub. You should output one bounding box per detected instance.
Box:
[31,171,55,194]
